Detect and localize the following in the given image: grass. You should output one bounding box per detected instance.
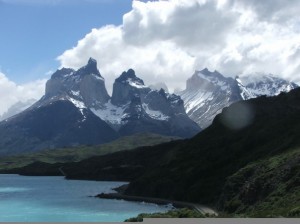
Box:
[124,208,206,222]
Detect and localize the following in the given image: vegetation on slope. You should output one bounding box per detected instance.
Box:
[124,90,300,205]
[0,133,178,170]
[219,147,300,217]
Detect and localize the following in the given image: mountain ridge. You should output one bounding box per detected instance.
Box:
[0,58,200,156]
[178,69,298,128]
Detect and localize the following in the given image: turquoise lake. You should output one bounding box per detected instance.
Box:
[0,174,171,222]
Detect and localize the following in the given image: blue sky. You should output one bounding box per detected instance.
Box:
[0,0,132,83]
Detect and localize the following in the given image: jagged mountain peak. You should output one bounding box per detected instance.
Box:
[199,68,209,73]
[51,68,75,79]
[76,58,103,79]
[86,57,98,72]
[186,69,235,92]
[197,68,208,74]
[196,68,232,82]
[158,88,167,97]
[197,68,223,76]
[111,69,150,105]
[88,57,97,65]
[120,68,136,79]
[180,69,241,129]
[115,69,145,87]
[45,58,109,107]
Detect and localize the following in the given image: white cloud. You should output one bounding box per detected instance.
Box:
[58,0,300,93]
[0,72,46,116]
[58,25,196,93]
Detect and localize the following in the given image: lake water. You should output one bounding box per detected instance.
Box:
[0,174,171,222]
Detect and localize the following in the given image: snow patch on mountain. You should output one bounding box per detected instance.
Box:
[127,79,148,89]
[67,97,86,119]
[71,90,80,97]
[91,100,127,126]
[142,103,169,121]
[92,73,104,81]
[182,91,214,114]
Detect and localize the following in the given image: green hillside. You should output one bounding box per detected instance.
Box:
[219,147,300,217]
[0,133,178,170]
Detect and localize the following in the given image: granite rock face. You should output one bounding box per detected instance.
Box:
[111,69,150,105]
[93,69,201,137]
[178,69,241,129]
[45,58,110,108]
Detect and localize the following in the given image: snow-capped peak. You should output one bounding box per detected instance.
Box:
[237,72,275,86]
[236,73,298,100]
[178,69,299,129]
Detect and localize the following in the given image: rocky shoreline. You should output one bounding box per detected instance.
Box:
[96,187,218,216]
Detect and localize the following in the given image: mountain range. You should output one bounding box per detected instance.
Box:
[0,58,199,155]
[177,69,298,129]
[0,58,298,155]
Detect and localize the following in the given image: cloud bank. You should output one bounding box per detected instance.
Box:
[0,72,46,116]
[58,0,300,93]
